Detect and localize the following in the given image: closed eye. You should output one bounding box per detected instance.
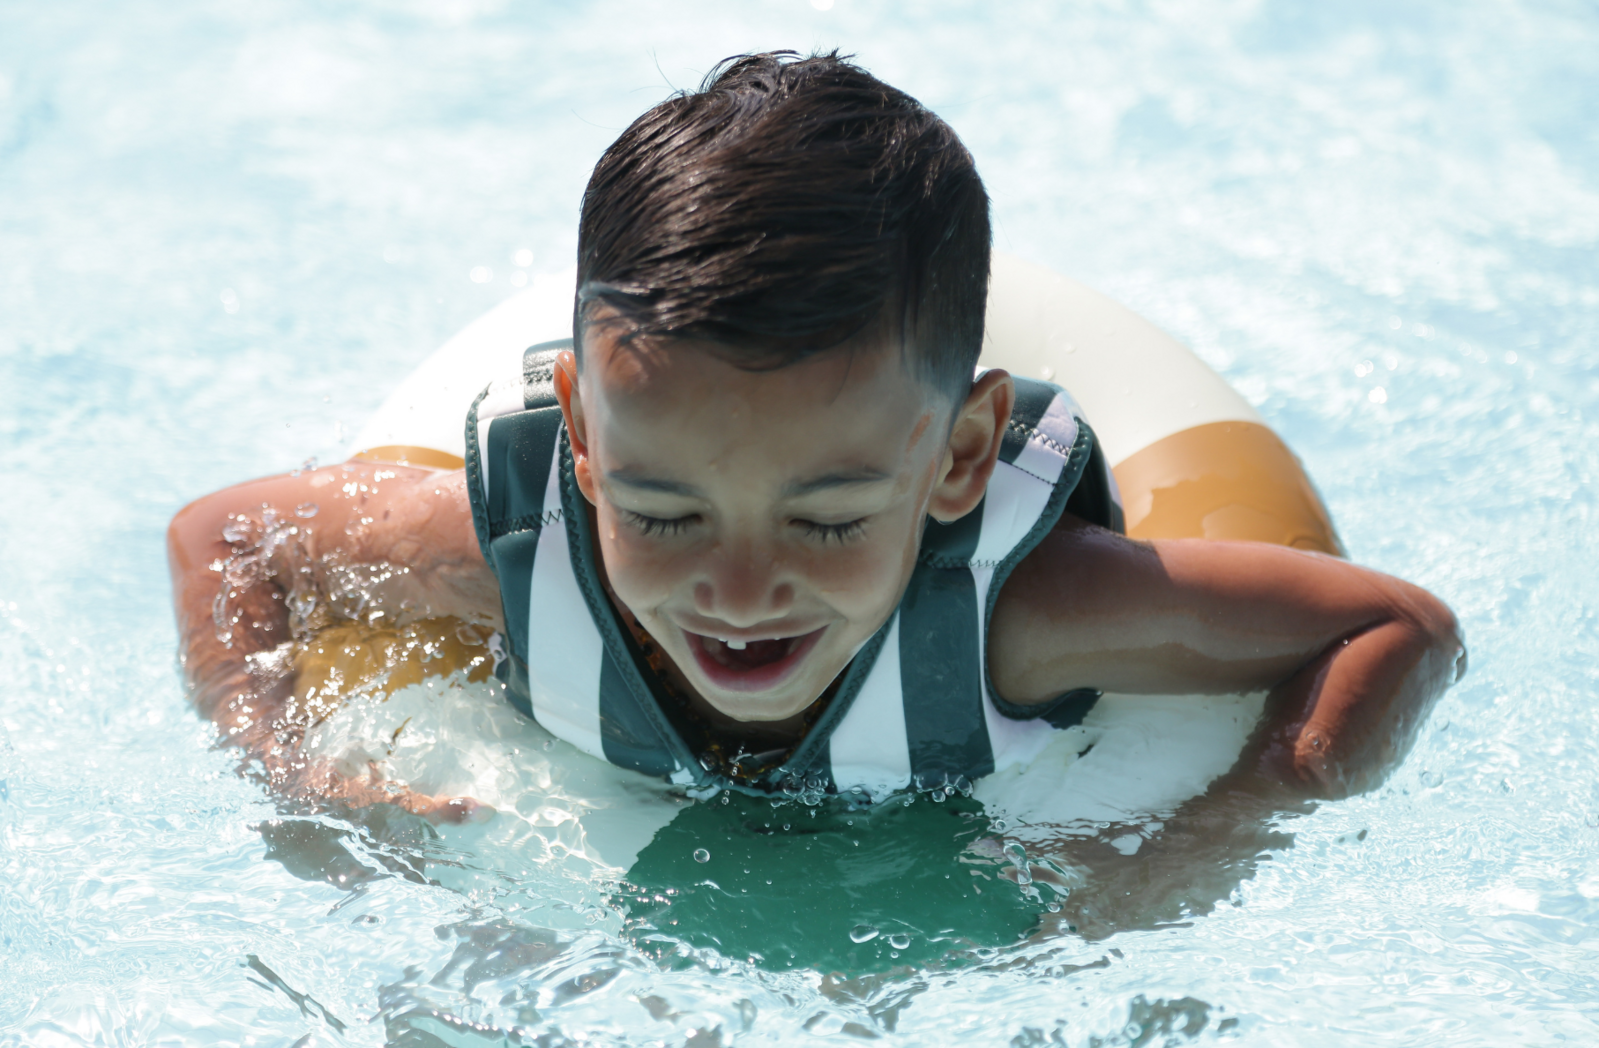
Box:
[622,510,697,537]
[796,518,866,544]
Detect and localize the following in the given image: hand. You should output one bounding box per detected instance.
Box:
[1252,621,1467,798]
[327,762,497,826]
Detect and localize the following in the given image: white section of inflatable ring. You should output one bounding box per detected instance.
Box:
[333,253,1265,868]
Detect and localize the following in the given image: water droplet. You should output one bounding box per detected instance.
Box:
[219,288,239,314]
[512,248,534,267]
[887,932,910,950]
[1368,386,1388,404]
[1585,813,1599,829]
[692,848,710,863]
[295,502,318,519]
[469,266,493,283]
[1420,770,1443,788]
[849,925,879,943]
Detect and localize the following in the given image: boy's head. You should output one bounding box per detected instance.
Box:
[554,52,1012,724]
[574,50,990,403]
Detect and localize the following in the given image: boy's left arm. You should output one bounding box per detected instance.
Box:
[988,515,1467,798]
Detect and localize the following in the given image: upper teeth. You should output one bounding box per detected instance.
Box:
[724,639,747,650]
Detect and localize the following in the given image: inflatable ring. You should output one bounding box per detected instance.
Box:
[982,255,1341,555]
[298,254,1340,832]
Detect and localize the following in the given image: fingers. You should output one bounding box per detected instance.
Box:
[276,756,497,826]
[434,795,498,825]
[382,786,497,825]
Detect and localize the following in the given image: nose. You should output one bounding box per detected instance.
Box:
[692,537,795,628]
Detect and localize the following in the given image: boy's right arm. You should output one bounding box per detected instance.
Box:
[166,462,502,814]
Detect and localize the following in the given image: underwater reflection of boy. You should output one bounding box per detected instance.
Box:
[167,53,1464,823]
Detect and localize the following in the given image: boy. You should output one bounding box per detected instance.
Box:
[167,53,1463,821]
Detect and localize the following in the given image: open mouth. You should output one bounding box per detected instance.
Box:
[685,627,826,693]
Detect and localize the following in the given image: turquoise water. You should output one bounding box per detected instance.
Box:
[4,0,1599,1044]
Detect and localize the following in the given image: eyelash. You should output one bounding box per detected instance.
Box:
[623,511,696,537]
[797,519,867,544]
[621,512,867,544]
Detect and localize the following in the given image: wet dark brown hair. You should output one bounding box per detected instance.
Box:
[575,51,991,403]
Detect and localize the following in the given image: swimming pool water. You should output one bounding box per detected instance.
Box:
[3,0,1598,1044]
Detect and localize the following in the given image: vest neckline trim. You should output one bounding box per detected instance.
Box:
[554,426,895,794]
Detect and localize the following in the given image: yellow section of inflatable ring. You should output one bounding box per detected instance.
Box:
[350,445,465,471]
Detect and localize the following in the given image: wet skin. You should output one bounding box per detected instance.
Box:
[168,328,1464,811]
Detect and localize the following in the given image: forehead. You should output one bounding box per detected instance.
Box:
[580,327,945,480]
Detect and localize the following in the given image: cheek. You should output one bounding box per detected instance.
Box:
[802,517,922,616]
[592,508,688,609]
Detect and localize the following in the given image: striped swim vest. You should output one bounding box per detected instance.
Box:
[466,342,1125,799]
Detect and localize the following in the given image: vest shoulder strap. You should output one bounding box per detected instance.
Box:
[464,340,571,674]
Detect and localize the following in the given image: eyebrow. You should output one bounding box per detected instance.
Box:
[607,470,700,497]
[780,469,893,498]
[605,467,892,499]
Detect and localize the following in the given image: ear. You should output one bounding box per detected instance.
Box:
[928,369,1014,523]
[552,349,599,506]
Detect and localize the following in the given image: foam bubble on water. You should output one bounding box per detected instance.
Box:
[692,848,710,863]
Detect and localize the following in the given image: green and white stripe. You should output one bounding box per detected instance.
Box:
[466,342,1120,799]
